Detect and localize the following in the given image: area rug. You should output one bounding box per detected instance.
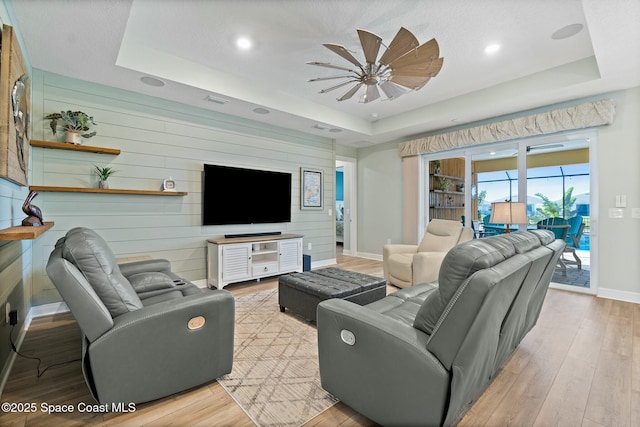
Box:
[218,289,338,426]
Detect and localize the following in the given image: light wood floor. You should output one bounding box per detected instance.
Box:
[2,250,639,426]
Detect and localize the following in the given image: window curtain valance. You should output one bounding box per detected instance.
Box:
[398,99,615,157]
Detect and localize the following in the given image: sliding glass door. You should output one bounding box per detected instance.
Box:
[421,131,596,293]
[526,140,591,289]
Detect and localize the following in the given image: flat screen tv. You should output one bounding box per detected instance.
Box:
[202,164,292,225]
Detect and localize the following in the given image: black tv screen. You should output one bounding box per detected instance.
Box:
[202,164,292,225]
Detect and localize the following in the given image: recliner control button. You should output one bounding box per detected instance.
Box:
[340,329,356,346]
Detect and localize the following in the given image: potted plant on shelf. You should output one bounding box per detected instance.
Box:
[45,110,97,144]
[437,176,451,191]
[433,159,441,174]
[94,165,115,189]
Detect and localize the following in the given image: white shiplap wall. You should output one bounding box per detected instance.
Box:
[30,70,336,306]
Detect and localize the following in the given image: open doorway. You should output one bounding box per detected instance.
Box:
[336,157,357,256]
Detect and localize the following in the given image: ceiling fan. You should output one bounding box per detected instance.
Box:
[308,27,443,103]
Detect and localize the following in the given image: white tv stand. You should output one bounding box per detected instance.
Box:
[207,234,303,289]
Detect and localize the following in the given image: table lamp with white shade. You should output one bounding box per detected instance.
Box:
[489,201,528,233]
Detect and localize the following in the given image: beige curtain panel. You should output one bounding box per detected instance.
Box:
[398,99,615,157]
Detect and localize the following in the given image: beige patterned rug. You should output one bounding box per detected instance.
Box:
[218,289,338,426]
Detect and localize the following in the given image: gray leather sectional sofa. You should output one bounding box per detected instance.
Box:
[317,230,565,426]
[47,227,235,405]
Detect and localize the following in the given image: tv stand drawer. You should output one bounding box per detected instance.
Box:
[252,262,279,277]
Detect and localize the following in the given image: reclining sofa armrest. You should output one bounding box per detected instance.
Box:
[317,299,450,427]
[118,259,172,277]
[87,289,234,405]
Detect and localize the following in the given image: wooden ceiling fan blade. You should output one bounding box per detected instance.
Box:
[426,57,444,77]
[379,27,419,65]
[413,77,433,91]
[362,85,381,103]
[308,74,357,82]
[379,81,407,100]
[391,65,432,77]
[390,38,440,70]
[391,57,444,77]
[337,82,363,101]
[357,29,382,64]
[319,80,359,93]
[323,43,363,67]
[306,61,356,72]
[389,74,430,90]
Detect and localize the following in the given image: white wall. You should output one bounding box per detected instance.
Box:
[595,87,640,299]
[356,141,404,258]
[30,70,336,306]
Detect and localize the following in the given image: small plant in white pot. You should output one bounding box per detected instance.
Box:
[45,110,97,144]
[94,165,116,189]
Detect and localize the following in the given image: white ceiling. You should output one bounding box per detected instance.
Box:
[10,0,640,148]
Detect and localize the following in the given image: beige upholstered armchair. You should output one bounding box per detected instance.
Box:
[383,219,474,288]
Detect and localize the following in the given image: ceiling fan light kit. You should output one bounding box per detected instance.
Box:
[308,27,443,103]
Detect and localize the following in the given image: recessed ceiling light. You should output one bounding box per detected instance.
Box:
[329,128,342,133]
[313,124,329,130]
[253,107,270,114]
[552,24,584,40]
[140,76,165,87]
[236,36,253,50]
[484,44,501,55]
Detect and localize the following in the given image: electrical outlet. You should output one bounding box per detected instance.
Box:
[307,242,312,250]
[5,302,10,324]
[9,310,18,326]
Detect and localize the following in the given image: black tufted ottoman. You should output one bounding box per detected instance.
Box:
[278,267,387,322]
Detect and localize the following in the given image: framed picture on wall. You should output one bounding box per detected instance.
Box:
[0,24,30,186]
[301,167,323,210]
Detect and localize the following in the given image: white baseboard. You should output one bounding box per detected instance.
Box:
[192,278,208,289]
[29,302,70,318]
[354,251,383,262]
[596,287,640,304]
[312,258,337,269]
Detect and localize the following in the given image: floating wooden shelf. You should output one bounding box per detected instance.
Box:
[29,186,187,196]
[30,139,121,155]
[433,189,465,195]
[0,222,54,241]
[432,173,464,181]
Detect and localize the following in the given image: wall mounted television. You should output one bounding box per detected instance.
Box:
[202,164,292,225]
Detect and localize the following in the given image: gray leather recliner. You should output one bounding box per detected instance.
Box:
[318,230,565,426]
[46,227,235,405]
